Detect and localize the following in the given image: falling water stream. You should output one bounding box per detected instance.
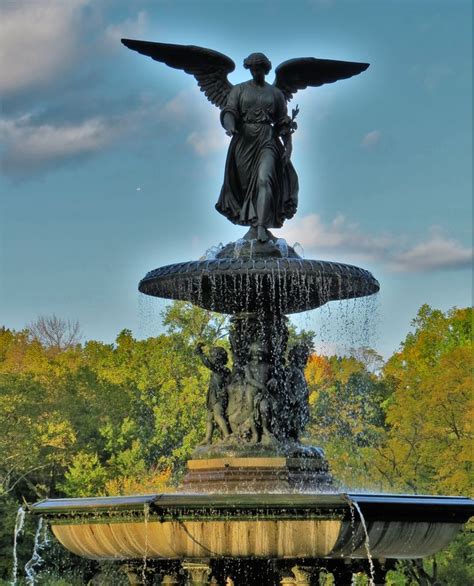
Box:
[24,517,47,585]
[351,500,376,585]
[141,502,150,584]
[11,506,26,586]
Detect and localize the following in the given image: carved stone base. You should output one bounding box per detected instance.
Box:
[181,456,334,493]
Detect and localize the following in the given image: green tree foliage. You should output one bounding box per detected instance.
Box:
[0,304,472,583]
[306,354,390,489]
[370,305,472,494]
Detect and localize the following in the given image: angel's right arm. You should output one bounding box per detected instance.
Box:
[220,86,241,135]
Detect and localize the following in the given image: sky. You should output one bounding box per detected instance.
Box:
[0,0,472,358]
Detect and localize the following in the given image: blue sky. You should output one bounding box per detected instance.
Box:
[1,0,472,357]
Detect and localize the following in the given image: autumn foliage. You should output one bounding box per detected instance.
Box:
[0,303,472,583]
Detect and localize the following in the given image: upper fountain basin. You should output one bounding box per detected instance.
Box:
[138,257,379,314]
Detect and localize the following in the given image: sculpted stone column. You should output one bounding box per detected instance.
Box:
[182,561,211,585]
[279,574,296,586]
[291,566,312,585]
[161,574,180,585]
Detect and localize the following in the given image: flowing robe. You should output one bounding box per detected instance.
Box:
[216,81,298,229]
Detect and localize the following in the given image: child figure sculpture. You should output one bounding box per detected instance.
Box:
[244,341,275,444]
[196,342,232,445]
[286,344,311,440]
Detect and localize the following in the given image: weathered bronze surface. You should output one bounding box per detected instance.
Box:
[122,39,377,454]
[122,39,368,240]
[140,258,378,453]
[138,255,379,314]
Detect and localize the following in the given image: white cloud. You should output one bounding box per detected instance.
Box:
[390,231,473,272]
[104,11,148,50]
[186,129,228,156]
[278,214,472,273]
[361,130,381,148]
[1,115,122,171]
[278,213,392,261]
[0,0,89,94]
[163,89,196,120]
[164,87,228,156]
[0,96,166,174]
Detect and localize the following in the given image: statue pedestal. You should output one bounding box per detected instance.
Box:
[181,456,334,493]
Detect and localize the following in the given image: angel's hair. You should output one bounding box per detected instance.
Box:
[243,53,272,74]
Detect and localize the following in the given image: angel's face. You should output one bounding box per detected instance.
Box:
[250,64,266,84]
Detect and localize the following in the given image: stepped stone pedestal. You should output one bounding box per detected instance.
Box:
[181,456,334,493]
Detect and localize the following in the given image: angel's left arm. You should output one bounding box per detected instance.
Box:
[274,92,293,160]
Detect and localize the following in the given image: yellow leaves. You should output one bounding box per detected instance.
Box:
[33,414,76,466]
[308,390,319,406]
[305,354,333,388]
[373,306,473,494]
[104,468,174,496]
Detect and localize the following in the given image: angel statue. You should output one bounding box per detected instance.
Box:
[122,39,369,242]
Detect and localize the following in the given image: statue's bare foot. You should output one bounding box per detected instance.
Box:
[260,432,275,446]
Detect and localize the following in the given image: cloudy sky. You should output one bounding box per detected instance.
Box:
[1,0,472,357]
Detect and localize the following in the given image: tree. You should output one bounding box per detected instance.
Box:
[308,365,389,488]
[161,301,228,345]
[370,306,472,494]
[27,314,82,350]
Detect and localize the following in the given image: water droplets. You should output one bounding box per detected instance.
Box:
[275,238,289,257]
[293,242,304,258]
[203,242,225,260]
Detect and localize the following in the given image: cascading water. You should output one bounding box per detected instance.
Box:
[350,499,376,585]
[11,506,26,586]
[141,503,150,584]
[24,517,48,585]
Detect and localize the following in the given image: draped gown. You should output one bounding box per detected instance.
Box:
[215,81,298,229]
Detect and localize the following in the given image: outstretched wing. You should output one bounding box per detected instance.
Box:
[273,57,369,101]
[121,39,235,109]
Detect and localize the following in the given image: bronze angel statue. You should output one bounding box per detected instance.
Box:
[122,39,369,242]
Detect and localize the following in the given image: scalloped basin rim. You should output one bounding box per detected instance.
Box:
[138,257,380,314]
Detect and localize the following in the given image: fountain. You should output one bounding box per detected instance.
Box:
[29,39,472,584]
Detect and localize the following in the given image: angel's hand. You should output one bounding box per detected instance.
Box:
[282,148,291,165]
[225,128,239,137]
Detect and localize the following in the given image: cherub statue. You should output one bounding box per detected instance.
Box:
[122,39,369,242]
[285,344,311,440]
[243,341,276,443]
[195,342,231,444]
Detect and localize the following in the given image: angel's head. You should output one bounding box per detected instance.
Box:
[244,53,272,83]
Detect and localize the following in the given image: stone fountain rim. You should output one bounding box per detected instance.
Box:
[139,257,379,285]
[30,492,474,524]
[138,257,380,313]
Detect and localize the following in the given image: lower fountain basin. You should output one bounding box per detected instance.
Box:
[30,493,473,561]
[138,258,379,314]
